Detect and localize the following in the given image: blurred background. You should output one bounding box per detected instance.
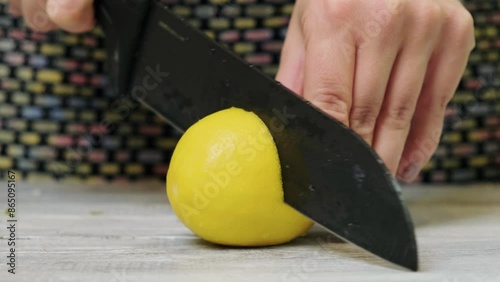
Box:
[0,0,498,184]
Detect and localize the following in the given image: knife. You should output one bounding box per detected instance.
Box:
[95,0,418,271]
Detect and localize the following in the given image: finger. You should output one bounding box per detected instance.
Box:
[8,0,22,16]
[397,13,475,181]
[276,10,305,95]
[46,0,95,33]
[21,0,57,32]
[350,38,401,145]
[372,28,440,174]
[302,17,356,126]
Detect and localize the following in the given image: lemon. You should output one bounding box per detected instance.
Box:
[167,107,313,246]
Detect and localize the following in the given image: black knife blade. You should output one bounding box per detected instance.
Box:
[97,0,418,271]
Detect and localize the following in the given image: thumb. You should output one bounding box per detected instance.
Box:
[46,0,94,33]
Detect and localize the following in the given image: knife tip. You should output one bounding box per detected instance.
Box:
[397,241,419,272]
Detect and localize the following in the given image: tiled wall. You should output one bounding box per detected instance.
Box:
[0,0,498,183]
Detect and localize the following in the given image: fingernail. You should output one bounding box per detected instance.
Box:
[397,162,422,182]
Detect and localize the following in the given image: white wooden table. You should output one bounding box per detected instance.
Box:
[1,182,500,282]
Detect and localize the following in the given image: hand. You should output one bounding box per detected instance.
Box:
[8,0,95,33]
[276,0,475,181]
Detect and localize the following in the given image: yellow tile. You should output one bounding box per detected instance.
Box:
[76,164,92,175]
[485,26,497,37]
[20,132,41,145]
[487,52,498,62]
[0,130,15,143]
[8,119,27,130]
[25,82,46,93]
[456,118,477,130]
[0,157,13,169]
[421,160,436,172]
[246,5,275,17]
[63,110,76,120]
[468,130,488,142]
[442,159,460,169]
[125,164,144,175]
[100,164,120,175]
[187,19,201,29]
[209,18,230,30]
[477,40,489,50]
[172,6,192,17]
[11,91,31,105]
[234,18,256,29]
[0,105,17,117]
[104,112,122,122]
[37,69,63,83]
[474,27,483,38]
[80,87,94,96]
[468,156,489,168]
[59,34,79,45]
[0,64,10,77]
[53,84,76,96]
[481,89,497,101]
[127,138,146,148]
[93,50,107,61]
[441,132,462,143]
[233,42,255,54]
[33,121,60,133]
[156,138,178,149]
[263,65,279,76]
[16,67,33,80]
[46,162,72,174]
[7,145,24,157]
[91,26,104,36]
[264,17,286,28]
[40,43,65,56]
[451,91,475,103]
[80,111,96,121]
[281,4,295,15]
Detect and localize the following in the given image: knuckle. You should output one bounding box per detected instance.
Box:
[350,105,379,129]
[450,9,475,48]
[383,104,414,130]
[312,87,351,124]
[325,0,354,17]
[412,2,444,32]
[437,92,453,109]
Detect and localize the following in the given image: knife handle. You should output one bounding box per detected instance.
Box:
[94,0,151,96]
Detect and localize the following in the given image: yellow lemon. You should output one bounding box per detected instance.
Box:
[167,108,313,246]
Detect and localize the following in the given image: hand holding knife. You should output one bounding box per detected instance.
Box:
[93,0,418,271]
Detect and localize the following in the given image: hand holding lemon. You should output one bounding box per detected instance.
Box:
[167,108,313,246]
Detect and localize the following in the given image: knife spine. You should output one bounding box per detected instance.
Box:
[95,0,153,97]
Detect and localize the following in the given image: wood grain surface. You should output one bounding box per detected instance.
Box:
[1,182,499,282]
